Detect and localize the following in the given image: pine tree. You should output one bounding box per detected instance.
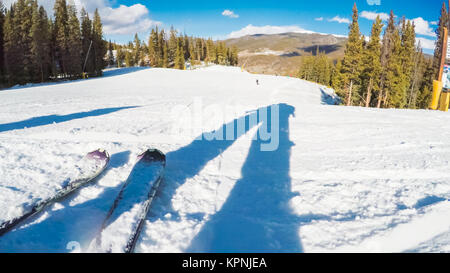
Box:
[417,59,434,109]
[92,8,106,75]
[206,38,217,64]
[337,3,363,106]
[148,28,158,67]
[30,2,51,82]
[48,17,57,77]
[80,8,93,74]
[401,20,418,108]
[66,3,82,77]
[174,42,185,69]
[16,0,34,83]
[124,48,133,67]
[162,41,169,68]
[378,11,396,108]
[107,40,114,66]
[148,27,164,67]
[183,34,190,61]
[4,0,30,84]
[195,38,203,62]
[133,33,142,66]
[432,2,448,80]
[116,45,125,68]
[0,1,5,85]
[189,40,196,66]
[168,27,178,67]
[408,45,426,108]
[231,46,239,66]
[360,16,383,107]
[4,4,17,84]
[298,51,333,86]
[158,29,166,67]
[1,1,108,85]
[385,25,407,108]
[217,42,228,65]
[53,0,69,76]
[332,60,345,98]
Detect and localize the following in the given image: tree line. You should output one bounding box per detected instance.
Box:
[298,3,438,109]
[297,48,334,87]
[112,27,239,70]
[0,0,106,88]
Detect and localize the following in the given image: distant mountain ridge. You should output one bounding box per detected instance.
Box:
[224,32,348,76]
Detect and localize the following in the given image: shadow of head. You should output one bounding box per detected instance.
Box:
[278,103,296,118]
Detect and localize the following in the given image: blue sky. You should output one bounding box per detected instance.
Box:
[4,0,442,53]
[102,0,441,54]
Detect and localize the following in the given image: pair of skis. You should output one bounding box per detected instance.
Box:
[0,148,166,253]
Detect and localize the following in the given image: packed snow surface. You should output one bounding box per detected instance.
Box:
[0,66,449,253]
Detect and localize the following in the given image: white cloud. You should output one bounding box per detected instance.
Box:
[410,17,436,38]
[228,24,315,39]
[101,4,161,35]
[222,9,239,19]
[328,16,350,24]
[416,37,436,50]
[430,21,438,25]
[360,11,389,21]
[367,0,381,5]
[2,0,161,35]
[315,17,324,21]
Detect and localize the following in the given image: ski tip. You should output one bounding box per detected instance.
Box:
[87,149,110,161]
[138,149,166,165]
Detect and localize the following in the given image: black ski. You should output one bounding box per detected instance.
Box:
[90,149,166,253]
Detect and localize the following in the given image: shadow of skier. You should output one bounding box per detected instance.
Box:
[148,107,263,221]
[186,103,303,252]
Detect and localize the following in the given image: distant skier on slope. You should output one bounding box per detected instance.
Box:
[256,79,259,86]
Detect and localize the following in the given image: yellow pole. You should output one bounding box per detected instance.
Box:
[431,80,443,110]
[438,1,450,112]
[439,92,450,112]
[431,27,448,110]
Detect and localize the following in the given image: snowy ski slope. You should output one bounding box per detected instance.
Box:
[0,66,449,253]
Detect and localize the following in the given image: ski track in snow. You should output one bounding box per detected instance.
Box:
[0,66,449,253]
